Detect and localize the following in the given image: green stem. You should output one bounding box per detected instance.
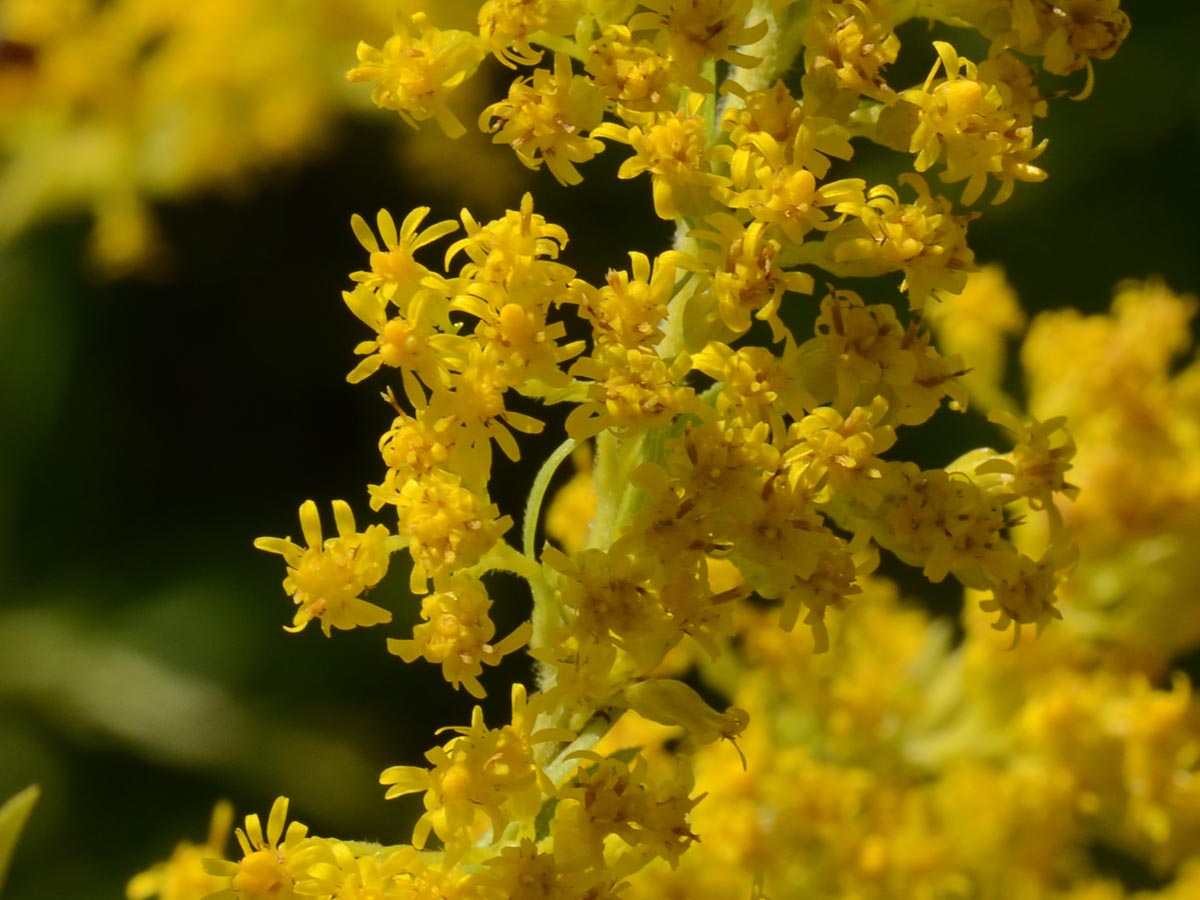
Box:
[497,435,577,654]
[587,429,647,550]
[523,436,579,560]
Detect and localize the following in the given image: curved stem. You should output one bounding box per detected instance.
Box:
[523,436,579,561]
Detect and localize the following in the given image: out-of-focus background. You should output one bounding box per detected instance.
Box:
[0,4,1197,898]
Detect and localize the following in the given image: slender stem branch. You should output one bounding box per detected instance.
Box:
[523,436,579,561]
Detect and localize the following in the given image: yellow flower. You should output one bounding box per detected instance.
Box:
[253,500,395,637]
[445,192,573,297]
[565,345,699,440]
[478,0,587,67]
[347,12,486,138]
[803,0,900,98]
[379,685,569,849]
[726,161,864,246]
[586,24,679,113]
[479,53,606,186]
[390,470,512,594]
[651,418,778,522]
[875,463,1006,584]
[172,4,1155,897]
[717,80,854,183]
[827,174,977,304]
[300,843,416,900]
[690,340,816,439]
[971,411,1078,512]
[387,572,533,698]
[450,277,584,393]
[348,207,457,305]
[799,288,967,425]
[475,837,626,898]
[1006,0,1130,93]
[342,285,458,398]
[543,545,680,673]
[203,798,329,900]
[978,544,1073,643]
[664,213,814,342]
[529,626,623,712]
[552,750,696,872]
[374,407,479,497]
[784,396,897,510]
[593,94,728,220]
[425,340,546,462]
[901,43,1047,205]
[627,0,767,88]
[572,251,676,349]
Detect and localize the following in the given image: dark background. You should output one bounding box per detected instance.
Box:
[2,6,1198,897]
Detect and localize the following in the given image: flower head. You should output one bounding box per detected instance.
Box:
[348,207,457,304]
[387,573,533,698]
[480,53,606,186]
[593,94,728,220]
[829,174,977,304]
[203,798,329,900]
[347,13,485,138]
[253,500,395,637]
[379,685,570,849]
[901,43,1047,205]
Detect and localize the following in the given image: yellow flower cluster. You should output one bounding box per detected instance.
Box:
[119,2,1200,900]
[616,275,1200,900]
[0,0,400,274]
[1019,279,1200,656]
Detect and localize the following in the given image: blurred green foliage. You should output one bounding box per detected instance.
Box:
[0,7,1197,899]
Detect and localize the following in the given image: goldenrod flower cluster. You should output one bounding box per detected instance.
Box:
[627,274,1200,900]
[114,1,1200,899]
[0,0,395,273]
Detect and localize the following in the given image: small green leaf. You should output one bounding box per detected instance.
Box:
[0,784,40,895]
